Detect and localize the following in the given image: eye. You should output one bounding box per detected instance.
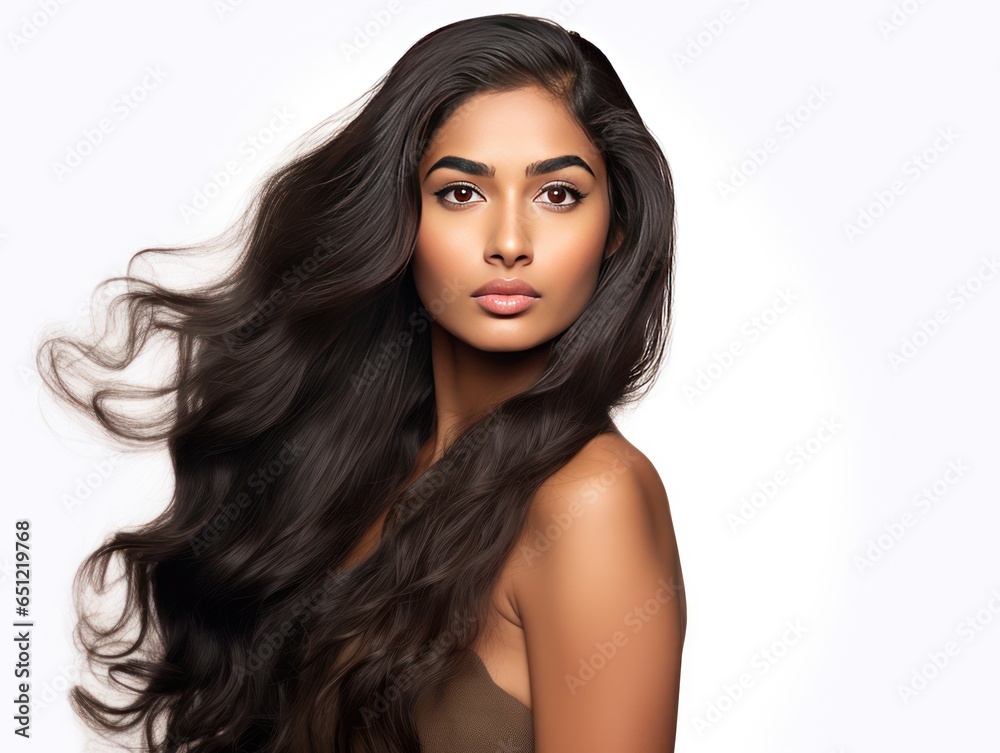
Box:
[433,182,485,207]
[432,181,589,210]
[535,182,588,210]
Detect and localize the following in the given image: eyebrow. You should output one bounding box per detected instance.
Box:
[422,154,595,182]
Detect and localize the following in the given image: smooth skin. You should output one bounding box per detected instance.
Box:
[408,85,686,751]
[413,83,622,451]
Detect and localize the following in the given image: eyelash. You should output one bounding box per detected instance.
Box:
[433,181,589,211]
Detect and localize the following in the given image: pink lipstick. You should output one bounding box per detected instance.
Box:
[471,278,540,315]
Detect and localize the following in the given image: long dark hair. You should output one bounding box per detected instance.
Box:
[37,13,675,752]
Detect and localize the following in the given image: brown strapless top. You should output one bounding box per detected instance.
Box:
[414,648,534,752]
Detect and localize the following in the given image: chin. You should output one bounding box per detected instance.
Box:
[445,325,552,354]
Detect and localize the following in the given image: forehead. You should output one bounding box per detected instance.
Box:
[419,85,604,173]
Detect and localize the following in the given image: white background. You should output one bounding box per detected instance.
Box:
[2,1,998,751]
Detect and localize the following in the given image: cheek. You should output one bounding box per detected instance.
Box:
[553,258,602,316]
[543,221,606,299]
[412,220,464,306]
[412,216,442,277]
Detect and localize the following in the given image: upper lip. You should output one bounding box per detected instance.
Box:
[471,278,539,297]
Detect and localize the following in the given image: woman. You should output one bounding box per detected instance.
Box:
[38,13,684,753]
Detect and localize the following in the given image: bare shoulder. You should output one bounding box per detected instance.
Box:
[524,430,671,550]
[511,429,682,603]
[568,430,664,495]
[509,430,686,750]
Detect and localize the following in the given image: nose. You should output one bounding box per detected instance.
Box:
[483,194,533,267]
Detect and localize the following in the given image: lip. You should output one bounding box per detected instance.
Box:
[474,294,537,315]
[471,278,540,316]
[471,278,540,297]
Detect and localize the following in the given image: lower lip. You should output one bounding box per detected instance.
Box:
[473,294,538,315]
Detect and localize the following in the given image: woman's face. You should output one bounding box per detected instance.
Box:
[413,85,615,353]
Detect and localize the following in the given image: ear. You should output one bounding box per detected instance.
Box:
[603,226,623,261]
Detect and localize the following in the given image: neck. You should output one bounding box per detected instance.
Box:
[421,320,551,463]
